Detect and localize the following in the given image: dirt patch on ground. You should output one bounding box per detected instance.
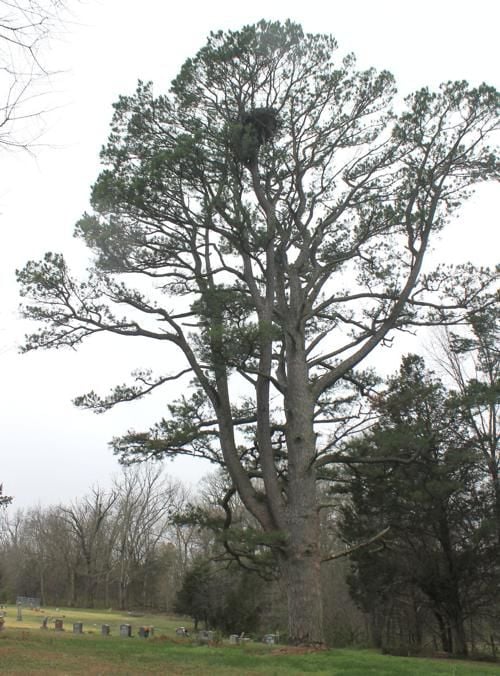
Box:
[270,645,328,655]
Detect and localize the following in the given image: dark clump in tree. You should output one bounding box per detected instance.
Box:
[231,107,281,166]
[16,20,499,646]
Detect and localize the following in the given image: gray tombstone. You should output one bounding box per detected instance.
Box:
[55,619,64,631]
[73,622,83,634]
[101,624,110,636]
[120,623,132,637]
[41,616,48,630]
[198,629,214,644]
[229,634,239,644]
[16,603,22,621]
[262,634,275,644]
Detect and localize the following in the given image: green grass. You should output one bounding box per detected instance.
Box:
[1,604,183,634]
[0,606,499,675]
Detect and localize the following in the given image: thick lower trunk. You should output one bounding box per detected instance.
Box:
[85,568,96,608]
[282,472,324,646]
[450,607,468,656]
[281,542,324,646]
[118,580,128,610]
[370,612,384,649]
[452,624,468,657]
[435,611,452,653]
[281,331,325,646]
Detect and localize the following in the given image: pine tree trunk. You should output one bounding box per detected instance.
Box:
[281,514,324,646]
[281,329,325,646]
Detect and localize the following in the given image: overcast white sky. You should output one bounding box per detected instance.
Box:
[1,0,499,509]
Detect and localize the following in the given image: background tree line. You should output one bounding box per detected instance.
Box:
[0,467,193,612]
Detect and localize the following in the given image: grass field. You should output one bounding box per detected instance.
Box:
[0,606,499,675]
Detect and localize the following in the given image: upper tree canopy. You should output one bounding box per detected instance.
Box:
[18,18,498,476]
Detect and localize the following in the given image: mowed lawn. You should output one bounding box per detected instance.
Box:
[0,607,499,675]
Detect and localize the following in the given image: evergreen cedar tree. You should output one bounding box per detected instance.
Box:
[17,21,499,646]
[338,354,498,656]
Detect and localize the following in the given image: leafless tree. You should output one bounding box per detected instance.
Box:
[111,465,181,609]
[0,472,192,610]
[431,308,500,541]
[0,0,69,150]
[60,487,117,607]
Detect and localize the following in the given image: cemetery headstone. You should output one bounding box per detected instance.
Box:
[73,622,83,634]
[16,604,22,621]
[120,623,132,637]
[262,634,276,644]
[101,624,110,636]
[41,616,48,630]
[138,626,149,638]
[55,619,64,631]
[197,629,214,644]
